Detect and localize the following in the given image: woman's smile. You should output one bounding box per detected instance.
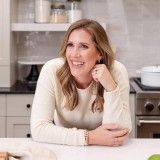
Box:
[71,60,84,67]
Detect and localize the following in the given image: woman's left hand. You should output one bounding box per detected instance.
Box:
[92,64,117,91]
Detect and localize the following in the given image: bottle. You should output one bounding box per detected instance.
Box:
[35,0,51,23]
[67,0,82,23]
[50,3,66,23]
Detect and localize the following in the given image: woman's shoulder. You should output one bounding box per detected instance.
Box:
[111,60,127,71]
[110,60,128,77]
[43,58,65,71]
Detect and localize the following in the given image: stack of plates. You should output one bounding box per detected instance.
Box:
[18,56,53,65]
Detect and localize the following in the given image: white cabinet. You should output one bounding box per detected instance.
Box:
[0,95,6,137]
[6,94,34,138]
[7,117,31,138]
[7,94,33,116]
[0,94,34,138]
[0,0,14,87]
[129,93,136,138]
[0,117,6,137]
[0,95,6,116]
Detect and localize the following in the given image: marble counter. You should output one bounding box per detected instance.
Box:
[0,138,159,160]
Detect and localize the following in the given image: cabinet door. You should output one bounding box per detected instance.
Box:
[0,95,6,116]
[0,95,6,137]
[0,0,12,87]
[0,0,9,65]
[129,94,136,138]
[7,117,31,138]
[0,117,6,137]
[7,94,34,116]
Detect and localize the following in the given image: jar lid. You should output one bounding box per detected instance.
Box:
[142,66,160,73]
[67,0,81,2]
[51,4,65,9]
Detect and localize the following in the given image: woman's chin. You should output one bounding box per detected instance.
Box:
[71,71,81,78]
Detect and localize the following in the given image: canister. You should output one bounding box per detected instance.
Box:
[67,0,82,23]
[35,0,51,23]
[50,4,66,23]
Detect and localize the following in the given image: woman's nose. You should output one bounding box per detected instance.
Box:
[71,47,80,57]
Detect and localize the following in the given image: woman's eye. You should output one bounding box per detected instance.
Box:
[80,44,88,49]
[67,43,73,47]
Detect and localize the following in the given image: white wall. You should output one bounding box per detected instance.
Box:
[82,0,160,77]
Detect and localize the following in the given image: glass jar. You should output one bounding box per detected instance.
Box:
[35,0,51,23]
[18,0,35,23]
[67,0,82,23]
[50,4,66,23]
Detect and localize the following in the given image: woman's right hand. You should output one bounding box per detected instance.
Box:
[88,123,129,146]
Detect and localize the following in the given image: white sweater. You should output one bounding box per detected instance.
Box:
[31,58,132,146]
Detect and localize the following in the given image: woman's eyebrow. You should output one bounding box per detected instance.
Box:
[79,42,90,45]
[67,41,90,45]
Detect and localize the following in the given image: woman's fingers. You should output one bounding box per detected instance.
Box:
[112,129,129,147]
[91,64,104,80]
[101,123,119,130]
[89,124,129,146]
[112,133,129,147]
[112,128,129,137]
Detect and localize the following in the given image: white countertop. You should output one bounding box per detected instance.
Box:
[0,138,159,160]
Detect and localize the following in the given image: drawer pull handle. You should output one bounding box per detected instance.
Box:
[138,119,160,126]
[26,104,31,108]
[26,133,31,138]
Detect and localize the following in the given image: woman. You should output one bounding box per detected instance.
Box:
[31,19,132,146]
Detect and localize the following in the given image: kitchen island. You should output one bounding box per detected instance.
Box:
[0,138,159,160]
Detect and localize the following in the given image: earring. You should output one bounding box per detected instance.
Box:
[98,59,103,64]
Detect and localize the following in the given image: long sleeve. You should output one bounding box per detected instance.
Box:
[102,61,132,132]
[30,59,86,146]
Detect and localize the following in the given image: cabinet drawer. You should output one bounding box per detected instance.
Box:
[0,117,6,137]
[7,117,31,138]
[0,95,6,116]
[7,94,34,116]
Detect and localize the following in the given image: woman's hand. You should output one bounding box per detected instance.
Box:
[88,123,129,146]
[92,64,117,91]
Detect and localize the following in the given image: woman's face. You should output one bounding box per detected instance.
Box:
[66,29,101,80]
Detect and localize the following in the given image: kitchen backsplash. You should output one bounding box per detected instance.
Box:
[18,0,160,80]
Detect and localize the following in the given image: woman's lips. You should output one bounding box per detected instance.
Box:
[72,61,84,66]
[69,61,85,70]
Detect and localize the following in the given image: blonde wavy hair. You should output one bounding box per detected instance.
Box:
[56,19,115,112]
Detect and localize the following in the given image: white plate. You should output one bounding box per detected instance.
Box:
[18,56,52,65]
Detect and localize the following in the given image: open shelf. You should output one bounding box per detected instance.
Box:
[11,22,106,32]
[11,23,71,31]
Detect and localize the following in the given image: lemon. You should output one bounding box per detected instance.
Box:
[148,154,160,160]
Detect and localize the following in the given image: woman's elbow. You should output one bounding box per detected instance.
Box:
[30,123,42,142]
